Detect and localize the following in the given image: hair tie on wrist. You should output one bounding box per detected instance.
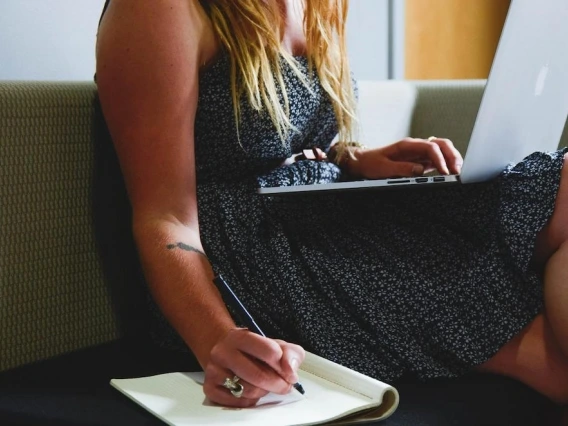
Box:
[328,141,367,167]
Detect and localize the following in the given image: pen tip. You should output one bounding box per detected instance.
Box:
[294,382,305,395]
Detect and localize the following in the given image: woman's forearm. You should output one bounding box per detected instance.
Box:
[133,218,236,368]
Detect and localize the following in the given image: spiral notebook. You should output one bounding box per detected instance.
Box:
[110,351,399,426]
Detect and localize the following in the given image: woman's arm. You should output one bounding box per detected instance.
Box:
[96,0,303,407]
[96,0,229,366]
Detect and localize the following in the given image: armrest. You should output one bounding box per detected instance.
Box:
[0,82,121,373]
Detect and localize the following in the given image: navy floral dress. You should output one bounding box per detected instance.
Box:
[145,53,568,383]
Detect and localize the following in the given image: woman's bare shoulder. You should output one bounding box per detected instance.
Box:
[98,0,218,65]
[96,0,218,223]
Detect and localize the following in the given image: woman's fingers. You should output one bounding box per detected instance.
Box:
[382,137,463,175]
[204,363,269,407]
[390,138,450,175]
[228,351,293,395]
[427,137,463,174]
[224,330,287,376]
[273,340,305,385]
[206,329,298,400]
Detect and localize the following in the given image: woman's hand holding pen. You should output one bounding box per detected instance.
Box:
[203,328,305,408]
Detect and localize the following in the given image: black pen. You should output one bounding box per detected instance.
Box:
[213,274,305,395]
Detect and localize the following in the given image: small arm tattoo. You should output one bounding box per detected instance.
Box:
[166,242,207,258]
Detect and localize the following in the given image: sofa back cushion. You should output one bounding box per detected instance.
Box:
[0,82,123,372]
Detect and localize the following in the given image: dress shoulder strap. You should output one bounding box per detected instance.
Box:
[99,0,110,26]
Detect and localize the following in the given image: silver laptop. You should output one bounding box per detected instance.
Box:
[258,0,568,196]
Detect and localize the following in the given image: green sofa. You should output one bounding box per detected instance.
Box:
[1,80,566,425]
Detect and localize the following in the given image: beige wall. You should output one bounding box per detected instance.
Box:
[405,0,510,79]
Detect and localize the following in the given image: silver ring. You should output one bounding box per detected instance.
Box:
[223,376,244,398]
[230,383,244,398]
[223,375,240,389]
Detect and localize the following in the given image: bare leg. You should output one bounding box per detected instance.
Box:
[534,154,568,358]
[545,242,568,425]
[546,244,568,424]
[476,313,568,405]
[544,242,568,358]
[478,154,568,416]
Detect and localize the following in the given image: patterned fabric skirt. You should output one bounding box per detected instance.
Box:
[149,148,566,383]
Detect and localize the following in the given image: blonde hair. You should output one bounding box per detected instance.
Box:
[206,0,357,143]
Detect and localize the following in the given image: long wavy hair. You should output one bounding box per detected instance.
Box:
[205,0,357,143]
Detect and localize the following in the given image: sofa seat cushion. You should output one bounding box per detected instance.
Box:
[0,340,195,426]
[0,340,560,426]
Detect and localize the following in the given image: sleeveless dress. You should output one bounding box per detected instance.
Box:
[98,0,567,383]
[186,53,567,382]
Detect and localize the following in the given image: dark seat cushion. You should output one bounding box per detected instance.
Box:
[0,340,560,426]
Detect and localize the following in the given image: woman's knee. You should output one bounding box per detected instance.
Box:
[477,314,568,405]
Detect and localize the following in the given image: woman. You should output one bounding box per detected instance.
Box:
[96,0,568,410]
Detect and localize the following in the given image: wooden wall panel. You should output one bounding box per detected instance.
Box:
[405,0,511,79]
